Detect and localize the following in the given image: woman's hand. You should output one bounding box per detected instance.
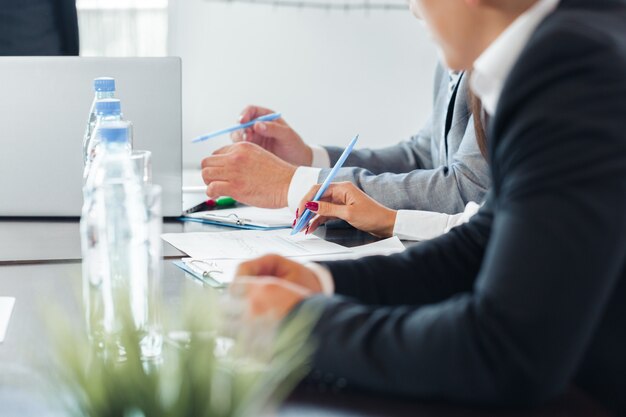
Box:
[296,182,398,237]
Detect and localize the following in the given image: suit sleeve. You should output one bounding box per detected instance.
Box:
[324,114,435,174]
[297,24,626,406]
[322,120,488,213]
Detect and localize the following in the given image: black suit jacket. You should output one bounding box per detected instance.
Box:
[0,0,79,55]
[298,0,626,413]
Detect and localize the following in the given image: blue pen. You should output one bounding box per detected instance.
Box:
[292,134,359,235]
[191,112,282,143]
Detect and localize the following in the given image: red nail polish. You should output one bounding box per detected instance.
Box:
[305,201,319,212]
[292,218,296,227]
[295,208,299,218]
[305,225,310,234]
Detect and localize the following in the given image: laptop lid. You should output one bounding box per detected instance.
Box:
[0,57,182,217]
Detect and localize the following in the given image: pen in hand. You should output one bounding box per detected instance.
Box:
[291,134,359,235]
[191,112,282,143]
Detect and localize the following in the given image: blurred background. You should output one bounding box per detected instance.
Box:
[5,0,438,177]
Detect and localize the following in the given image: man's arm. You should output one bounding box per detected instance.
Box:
[321,119,489,213]
[324,114,436,174]
[298,24,626,405]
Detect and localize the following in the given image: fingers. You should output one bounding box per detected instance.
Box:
[297,184,322,219]
[306,199,350,222]
[211,145,234,156]
[252,121,291,141]
[200,153,228,169]
[230,277,311,319]
[238,105,274,124]
[204,181,229,198]
[235,254,286,278]
[231,129,245,143]
[306,214,329,234]
[201,166,229,183]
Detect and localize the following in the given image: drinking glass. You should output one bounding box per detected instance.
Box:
[130,150,152,184]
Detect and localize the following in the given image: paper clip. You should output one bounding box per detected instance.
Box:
[188,260,225,281]
[201,213,251,226]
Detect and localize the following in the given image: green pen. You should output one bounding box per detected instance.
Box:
[184,196,237,214]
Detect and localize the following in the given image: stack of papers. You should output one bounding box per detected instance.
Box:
[162,229,406,286]
[162,229,352,260]
[181,206,294,230]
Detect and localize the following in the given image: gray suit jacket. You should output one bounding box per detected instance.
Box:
[322,66,490,214]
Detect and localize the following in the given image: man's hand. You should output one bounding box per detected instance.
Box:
[236,254,323,292]
[201,142,296,208]
[296,182,398,237]
[232,254,324,319]
[231,105,313,167]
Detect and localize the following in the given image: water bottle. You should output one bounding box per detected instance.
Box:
[83,99,125,181]
[83,77,115,165]
[80,121,161,360]
[81,120,132,352]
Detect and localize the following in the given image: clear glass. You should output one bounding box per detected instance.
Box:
[81,182,162,361]
[130,150,152,184]
[140,184,163,360]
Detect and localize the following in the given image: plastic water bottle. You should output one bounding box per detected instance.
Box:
[83,99,125,181]
[80,121,161,360]
[81,121,132,352]
[83,77,115,165]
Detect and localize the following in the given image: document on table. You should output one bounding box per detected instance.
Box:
[175,236,406,286]
[0,297,15,343]
[181,206,294,230]
[162,229,352,260]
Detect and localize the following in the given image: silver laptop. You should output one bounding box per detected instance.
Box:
[0,57,182,217]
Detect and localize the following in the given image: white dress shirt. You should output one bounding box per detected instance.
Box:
[287,71,469,241]
[310,0,561,295]
[471,0,560,116]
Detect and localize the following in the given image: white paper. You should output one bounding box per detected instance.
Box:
[180,236,406,285]
[163,229,351,260]
[0,297,16,343]
[185,206,294,228]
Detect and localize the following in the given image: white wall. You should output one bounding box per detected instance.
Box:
[168,0,439,169]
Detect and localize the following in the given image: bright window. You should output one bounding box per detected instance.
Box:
[77,0,168,57]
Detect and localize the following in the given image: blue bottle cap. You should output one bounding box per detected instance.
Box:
[95,99,121,116]
[94,77,116,92]
[99,121,130,144]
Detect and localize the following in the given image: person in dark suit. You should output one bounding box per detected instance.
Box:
[233,0,626,413]
[0,0,79,55]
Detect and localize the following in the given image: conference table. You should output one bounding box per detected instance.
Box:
[0,218,613,417]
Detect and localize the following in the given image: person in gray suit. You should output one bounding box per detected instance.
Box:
[200,64,490,220]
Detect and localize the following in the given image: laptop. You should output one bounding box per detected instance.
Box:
[0,57,182,217]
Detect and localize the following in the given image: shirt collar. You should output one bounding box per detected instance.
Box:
[470,0,560,116]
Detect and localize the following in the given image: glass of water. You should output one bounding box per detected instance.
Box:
[130,150,152,184]
[139,183,163,360]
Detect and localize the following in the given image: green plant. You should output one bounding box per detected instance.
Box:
[47,288,317,417]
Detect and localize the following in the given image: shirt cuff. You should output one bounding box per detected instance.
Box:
[393,201,482,241]
[287,166,322,212]
[310,145,331,168]
[393,210,450,241]
[305,262,335,295]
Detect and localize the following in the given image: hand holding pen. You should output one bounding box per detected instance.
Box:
[205,105,314,167]
[191,112,282,143]
[292,134,359,235]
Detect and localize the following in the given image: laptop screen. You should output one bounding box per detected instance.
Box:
[0,57,182,217]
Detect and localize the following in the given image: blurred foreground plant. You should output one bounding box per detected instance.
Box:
[46,287,317,417]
